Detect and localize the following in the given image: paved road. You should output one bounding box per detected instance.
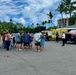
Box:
[0,41,76,75]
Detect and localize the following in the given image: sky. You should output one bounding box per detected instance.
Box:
[0,0,76,28]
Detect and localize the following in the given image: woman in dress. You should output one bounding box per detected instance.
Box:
[40,33,46,50]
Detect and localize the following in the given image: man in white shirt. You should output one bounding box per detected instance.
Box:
[61,32,66,46]
[34,31,41,52]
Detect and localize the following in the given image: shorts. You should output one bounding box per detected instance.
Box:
[34,41,40,46]
[16,42,21,44]
[24,42,30,46]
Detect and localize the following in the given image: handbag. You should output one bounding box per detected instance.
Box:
[35,41,38,45]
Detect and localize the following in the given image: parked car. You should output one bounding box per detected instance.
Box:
[65,30,76,44]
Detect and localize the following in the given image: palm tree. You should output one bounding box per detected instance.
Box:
[47,20,51,27]
[62,0,76,25]
[10,19,13,22]
[42,21,45,26]
[36,23,40,27]
[47,12,53,19]
[31,23,34,28]
[70,12,76,25]
[47,11,54,27]
[62,0,76,18]
[42,21,48,27]
[56,2,65,27]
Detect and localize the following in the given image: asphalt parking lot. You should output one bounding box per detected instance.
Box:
[0,41,76,75]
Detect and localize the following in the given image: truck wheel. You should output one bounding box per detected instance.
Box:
[49,37,52,41]
[74,39,76,44]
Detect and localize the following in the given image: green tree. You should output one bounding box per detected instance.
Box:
[70,12,76,25]
[42,21,48,28]
[10,19,13,22]
[62,0,76,25]
[42,21,45,26]
[62,0,76,18]
[36,23,40,27]
[56,2,65,27]
[16,23,23,29]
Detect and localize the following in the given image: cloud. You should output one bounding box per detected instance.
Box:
[4,16,10,22]
[0,11,10,22]
[0,0,12,2]
[13,17,26,25]
[22,0,62,25]
[0,0,63,27]
[19,17,26,25]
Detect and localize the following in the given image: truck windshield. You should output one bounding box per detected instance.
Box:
[47,31,53,34]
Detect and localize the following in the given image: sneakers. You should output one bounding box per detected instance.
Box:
[16,49,22,51]
[19,49,22,51]
[38,50,41,52]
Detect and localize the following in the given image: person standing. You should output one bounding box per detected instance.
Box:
[29,32,34,49]
[2,33,5,47]
[56,32,59,42]
[13,36,16,47]
[5,31,11,51]
[45,32,48,41]
[34,31,41,52]
[61,32,66,46]
[40,33,46,50]
[15,32,22,51]
[23,32,30,50]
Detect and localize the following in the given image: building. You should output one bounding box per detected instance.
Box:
[57,18,69,28]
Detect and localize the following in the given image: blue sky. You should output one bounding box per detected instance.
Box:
[0,0,75,28]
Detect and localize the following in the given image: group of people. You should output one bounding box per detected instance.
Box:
[0,30,66,52]
[1,31,46,52]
